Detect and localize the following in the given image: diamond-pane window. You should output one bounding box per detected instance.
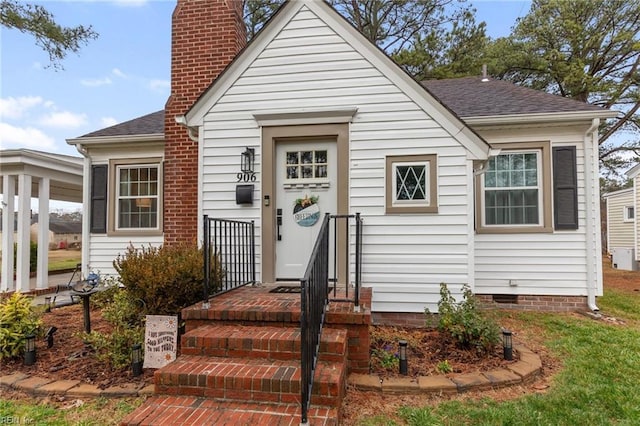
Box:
[386,155,437,213]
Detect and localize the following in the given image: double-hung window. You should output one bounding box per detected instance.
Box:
[476,141,552,233]
[386,154,438,213]
[116,164,160,230]
[483,151,542,226]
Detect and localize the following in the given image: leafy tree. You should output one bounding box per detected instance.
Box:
[0,0,98,69]
[487,0,640,175]
[243,0,283,41]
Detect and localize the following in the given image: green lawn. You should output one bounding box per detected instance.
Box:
[358,286,640,426]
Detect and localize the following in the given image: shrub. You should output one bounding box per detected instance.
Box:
[80,289,144,369]
[426,283,500,354]
[12,242,37,273]
[113,243,223,317]
[0,293,43,360]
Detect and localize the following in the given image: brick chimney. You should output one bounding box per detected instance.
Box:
[164,0,246,244]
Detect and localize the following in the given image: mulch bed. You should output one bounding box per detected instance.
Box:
[3,304,153,389]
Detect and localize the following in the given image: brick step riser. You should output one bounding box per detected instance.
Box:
[185,318,300,333]
[180,347,346,364]
[154,364,345,407]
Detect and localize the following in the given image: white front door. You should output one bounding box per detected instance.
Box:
[275,141,337,280]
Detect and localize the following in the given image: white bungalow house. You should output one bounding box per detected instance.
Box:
[603,163,639,270]
[67,0,617,318]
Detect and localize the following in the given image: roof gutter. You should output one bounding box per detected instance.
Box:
[66,134,164,146]
[584,118,600,313]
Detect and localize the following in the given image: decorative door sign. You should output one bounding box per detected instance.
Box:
[293,194,320,227]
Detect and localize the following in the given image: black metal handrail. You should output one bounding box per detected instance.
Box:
[300,213,330,425]
[203,215,255,305]
[329,212,363,308]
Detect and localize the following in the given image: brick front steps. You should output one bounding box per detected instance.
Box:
[121,285,370,425]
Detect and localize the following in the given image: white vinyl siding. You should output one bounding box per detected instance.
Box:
[200,6,471,312]
[473,125,595,296]
[606,188,635,252]
[84,145,164,277]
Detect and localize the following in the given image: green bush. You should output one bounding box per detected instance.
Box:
[80,289,144,369]
[0,293,43,360]
[113,243,223,317]
[426,283,500,354]
[12,242,37,273]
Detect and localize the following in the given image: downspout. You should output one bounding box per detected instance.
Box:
[584,118,600,312]
[74,143,91,279]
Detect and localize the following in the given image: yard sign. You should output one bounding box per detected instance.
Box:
[144,315,178,368]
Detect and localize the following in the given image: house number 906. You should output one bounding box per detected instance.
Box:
[237,172,256,182]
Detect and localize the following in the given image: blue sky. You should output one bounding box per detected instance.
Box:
[0,0,530,209]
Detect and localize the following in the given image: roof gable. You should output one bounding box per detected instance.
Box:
[184,0,491,160]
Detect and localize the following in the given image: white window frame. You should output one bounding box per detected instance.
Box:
[624,205,635,222]
[391,161,430,207]
[481,149,543,228]
[108,158,163,236]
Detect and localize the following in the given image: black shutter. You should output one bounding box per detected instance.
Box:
[90,165,108,233]
[553,146,578,230]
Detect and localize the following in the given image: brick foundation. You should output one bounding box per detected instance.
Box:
[476,294,589,312]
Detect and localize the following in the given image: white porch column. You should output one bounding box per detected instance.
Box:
[1,175,16,292]
[37,177,50,289]
[16,173,32,292]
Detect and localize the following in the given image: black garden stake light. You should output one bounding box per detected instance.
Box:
[399,340,408,375]
[240,147,255,173]
[502,329,513,361]
[44,296,52,312]
[132,344,143,377]
[24,334,36,366]
[45,326,58,349]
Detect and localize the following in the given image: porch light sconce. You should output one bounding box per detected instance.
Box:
[502,329,513,361]
[132,343,143,377]
[45,326,58,349]
[399,340,408,375]
[24,334,36,366]
[44,296,52,313]
[241,147,255,173]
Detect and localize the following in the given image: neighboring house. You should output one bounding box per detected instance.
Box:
[67,0,617,317]
[604,163,639,270]
[30,220,82,249]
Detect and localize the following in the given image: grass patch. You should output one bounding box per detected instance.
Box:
[391,312,640,425]
[0,396,144,425]
[48,250,81,272]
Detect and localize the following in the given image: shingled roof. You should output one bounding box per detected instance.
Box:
[79,110,164,138]
[74,77,609,139]
[422,77,605,118]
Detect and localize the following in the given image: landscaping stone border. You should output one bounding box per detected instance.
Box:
[349,344,542,394]
[1,344,541,399]
[0,372,153,398]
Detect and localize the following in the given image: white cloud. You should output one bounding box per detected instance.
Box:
[148,79,170,92]
[80,77,113,87]
[109,0,149,7]
[0,123,55,149]
[0,96,44,120]
[39,111,88,129]
[112,68,128,79]
[101,117,119,127]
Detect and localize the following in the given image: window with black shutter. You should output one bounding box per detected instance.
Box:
[552,146,578,230]
[90,164,108,233]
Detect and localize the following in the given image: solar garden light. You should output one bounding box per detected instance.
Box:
[24,334,36,366]
[502,329,513,361]
[45,326,58,349]
[132,344,143,377]
[399,340,408,375]
[44,296,52,313]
